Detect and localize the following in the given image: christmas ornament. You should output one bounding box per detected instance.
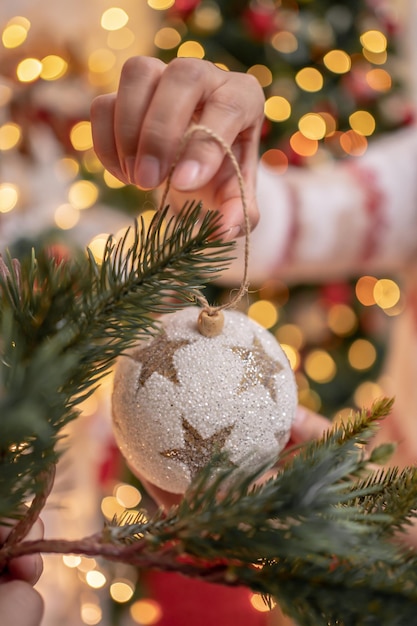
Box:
[112,306,297,494]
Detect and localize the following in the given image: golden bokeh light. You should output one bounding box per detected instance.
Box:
[319,112,337,136]
[40,55,68,80]
[88,48,116,74]
[264,96,291,122]
[349,110,376,136]
[305,350,337,383]
[280,344,300,370]
[154,27,182,50]
[355,275,378,306]
[101,7,129,31]
[250,594,276,612]
[107,27,135,50]
[0,183,19,213]
[360,30,387,53]
[100,495,125,520]
[86,570,107,590]
[362,48,387,65]
[16,58,42,82]
[55,157,80,181]
[62,555,82,568]
[295,67,324,92]
[110,580,135,603]
[339,130,367,156]
[68,180,98,209]
[0,122,21,150]
[70,121,93,151]
[353,381,383,408]
[2,23,28,48]
[115,483,142,509]
[80,602,102,626]
[276,324,305,350]
[147,0,175,9]
[271,31,298,54]
[327,304,357,336]
[348,339,377,371]
[177,40,205,58]
[130,599,162,625]
[298,113,327,140]
[373,278,400,310]
[366,69,391,92]
[290,131,318,157]
[248,300,278,329]
[298,387,322,412]
[247,64,273,87]
[191,2,223,33]
[54,203,80,230]
[261,149,288,173]
[103,170,125,189]
[323,49,351,74]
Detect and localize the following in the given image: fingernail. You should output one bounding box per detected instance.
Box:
[172,160,201,190]
[125,156,136,184]
[136,156,160,189]
[224,225,243,242]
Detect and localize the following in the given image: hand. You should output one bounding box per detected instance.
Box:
[90,56,265,239]
[0,518,44,626]
[135,406,330,511]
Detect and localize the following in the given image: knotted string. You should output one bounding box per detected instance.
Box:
[158,123,250,318]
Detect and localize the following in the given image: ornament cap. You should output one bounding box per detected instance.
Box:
[197,309,224,337]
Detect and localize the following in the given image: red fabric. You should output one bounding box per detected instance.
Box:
[144,571,269,626]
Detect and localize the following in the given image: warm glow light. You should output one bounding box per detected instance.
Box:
[40,55,68,80]
[305,350,336,383]
[250,594,276,612]
[101,495,125,520]
[0,84,13,107]
[353,381,383,408]
[191,2,223,32]
[339,130,368,156]
[0,123,21,150]
[289,131,318,157]
[62,555,82,568]
[247,64,273,87]
[103,170,125,188]
[54,204,80,230]
[323,50,351,74]
[362,48,387,65]
[327,304,357,336]
[80,602,102,626]
[260,149,288,173]
[264,96,291,122]
[271,31,298,54]
[77,557,97,572]
[276,324,305,350]
[16,58,42,82]
[147,0,175,9]
[298,388,322,412]
[360,30,387,53]
[70,121,93,151]
[154,27,182,50]
[177,40,205,58]
[295,67,323,92]
[88,48,116,73]
[319,112,337,136]
[280,344,299,370]
[298,113,327,140]
[349,110,376,136]
[348,339,377,371]
[86,570,107,589]
[55,158,80,181]
[115,484,142,508]
[110,580,135,603]
[2,24,28,48]
[107,27,135,50]
[68,180,98,209]
[366,69,391,92]
[0,183,19,213]
[355,275,378,306]
[248,300,278,329]
[101,7,129,31]
[373,279,400,309]
[130,599,162,625]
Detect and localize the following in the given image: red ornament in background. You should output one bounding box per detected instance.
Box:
[243,4,279,40]
[169,0,201,18]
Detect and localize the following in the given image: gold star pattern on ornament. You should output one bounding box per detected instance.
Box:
[232,337,283,402]
[131,331,190,386]
[160,417,235,479]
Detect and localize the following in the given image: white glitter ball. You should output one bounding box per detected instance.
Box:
[112,307,298,494]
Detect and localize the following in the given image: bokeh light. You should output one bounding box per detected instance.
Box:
[110,580,135,603]
[154,27,182,50]
[349,110,376,136]
[298,113,327,140]
[40,55,68,80]
[264,96,291,122]
[70,121,93,151]
[271,31,298,54]
[323,49,351,74]
[348,339,377,371]
[355,276,378,306]
[360,30,387,53]
[248,300,278,329]
[290,131,318,157]
[261,149,288,173]
[16,58,42,82]
[305,350,337,383]
[177,40,205,58]
[247,64,273,87]
[130,599,162,625]
[295,67,323,92]
[373,278,401,310]
[0,122,21,150]
[0,183,19,213]
[68,180,98,209]
[147,0,175,9]
[101,7,129,31]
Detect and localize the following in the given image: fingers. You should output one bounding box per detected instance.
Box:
[90,56,265,231]
[0,580,44,626]
[0,517,44,585]
[291,406,330,444]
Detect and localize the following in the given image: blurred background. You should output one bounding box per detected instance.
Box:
[1,1,414,624]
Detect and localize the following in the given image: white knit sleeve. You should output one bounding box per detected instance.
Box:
[223,126,417,285]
